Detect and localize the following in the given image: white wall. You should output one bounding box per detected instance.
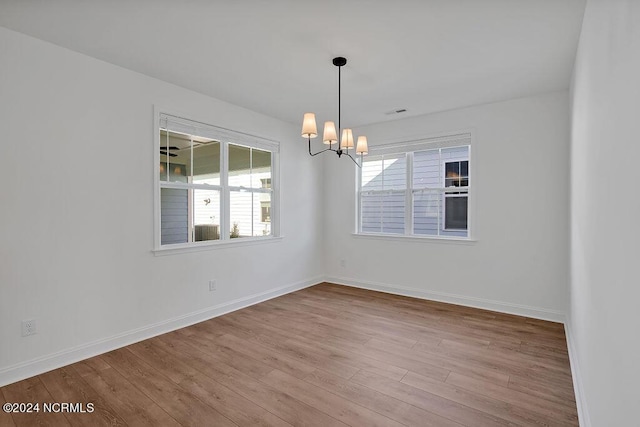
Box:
[0,26,324,385]
[569,0,640,425]
[324,91,570,320]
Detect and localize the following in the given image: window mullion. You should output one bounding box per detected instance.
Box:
[221,141,230,240]
[271,150,279,237]
[380,156,384,232]
[438,148,442,236]
[250,148,254,237]
[405,152,413,235]
[188,134,194,243]
[357,161,363,233]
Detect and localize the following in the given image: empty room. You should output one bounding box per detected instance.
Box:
[0,1,638,426]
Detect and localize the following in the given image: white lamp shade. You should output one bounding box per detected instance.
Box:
[301,113,318,138]
[323,121,337,145]
[341,129,354,149]
[356,136,368,154]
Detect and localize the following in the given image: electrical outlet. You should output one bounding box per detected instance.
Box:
[209,280,216,291]
[21,319,37,337]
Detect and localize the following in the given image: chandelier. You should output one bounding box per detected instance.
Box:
[301,57,368,166]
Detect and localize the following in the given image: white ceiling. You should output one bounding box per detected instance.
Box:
[0,0,586,128]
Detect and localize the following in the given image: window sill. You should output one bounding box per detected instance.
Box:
[153,236,283,256]
[352,233,477,245]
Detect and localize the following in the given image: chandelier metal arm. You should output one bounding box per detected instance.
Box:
[308,137,334,156]
[343,151,361,166]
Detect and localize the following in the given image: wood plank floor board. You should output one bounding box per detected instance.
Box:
[152,331,348,427]
[214,333,328,379]
[1,376,70,427]
[364,338,510,386]
[259,298,421,349]
[139,337,293,427]
[412,339,574,387]
[37,366,127,427]
[243,303,373,345]
[155,330,274,382]
[220,309,410,381]
[0,390,17,427]
[70,362,181,427]
[350,370,514,427]
[401,371,576,427]
[211,316,362,380]
[291,288,444,327]
[282,297,435,347]
[437,316,567,349]
[0,283,578,426]
[303,369,464,427]
[261,370,404,427]
[437,338,570,373]
[171,328,275,379]
[507,373,577,406]
[446,372,578,420]
[100,348,237,427]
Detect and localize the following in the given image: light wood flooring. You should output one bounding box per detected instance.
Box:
[1,283,578,426]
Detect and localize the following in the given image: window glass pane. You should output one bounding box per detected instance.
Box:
[413,149,440,188]
[261,178,272,189]
[193,189,220,241]
[256,193,272,236]
[228,144,251,187]
[445,162,461,187]
[361,193,405,234]
[362,157,383,191]
[193,141,220,185]
[442,146,469,188]
[160,130,170,182]
[445,196,468,230]
[160,130,190,183]
[460,160,469,178]
[161,188,188,244]
[441,146,469,160]
[251,148,272,189]
[361,193,382,233]
[413,191,441,236]
[382,155,406,190]
[230,191,253,238]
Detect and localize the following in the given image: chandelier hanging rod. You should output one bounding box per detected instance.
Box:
[301,57,369,167]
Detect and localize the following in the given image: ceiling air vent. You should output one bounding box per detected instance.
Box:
[385,108,407,115]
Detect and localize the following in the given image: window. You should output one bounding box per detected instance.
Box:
[156,113,279,249]
[443,160,469,230]
[358,133,471,239]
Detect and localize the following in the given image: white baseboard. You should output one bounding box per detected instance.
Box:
[325,276,566,323]
[564,322,590,427]
[0,276,323,388]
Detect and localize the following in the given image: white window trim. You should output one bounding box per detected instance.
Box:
[153,106,281,253]
[356,129,476,241]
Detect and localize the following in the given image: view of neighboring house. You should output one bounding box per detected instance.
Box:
[160,130,272,245]
[361,145,469,238]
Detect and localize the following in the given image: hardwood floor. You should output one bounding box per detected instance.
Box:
[0,283,578,426]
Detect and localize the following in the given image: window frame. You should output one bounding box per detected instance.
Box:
[153,107,280,254]
[442,159,469,231]
[356,131,474,241]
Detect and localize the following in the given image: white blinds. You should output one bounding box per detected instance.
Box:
[369,133,471,156]
[159,113,279,152]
